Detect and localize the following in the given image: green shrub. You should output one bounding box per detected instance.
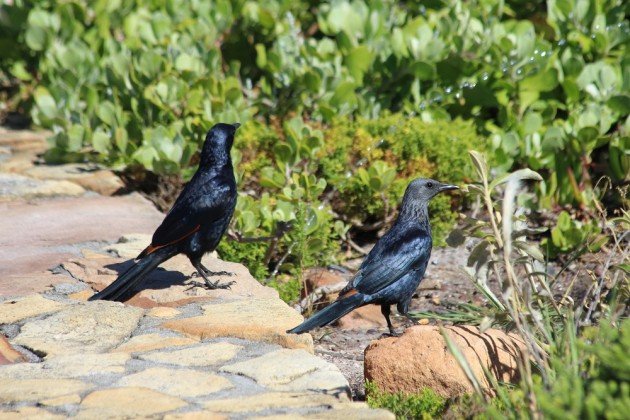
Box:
[320,115,484,244]
[2,0,626,212]
[366,381,447,419]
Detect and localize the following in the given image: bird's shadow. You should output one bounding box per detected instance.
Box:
[103,260,190,301]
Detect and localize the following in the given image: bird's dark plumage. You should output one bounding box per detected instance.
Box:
[288,178,458,335]
[89,122,240,301]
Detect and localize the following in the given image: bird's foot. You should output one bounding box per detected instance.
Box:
[190,270,234,278]
[384,328,402,338]
[204,279,235,290]
[205,270,234,277]
[185,279,235,291]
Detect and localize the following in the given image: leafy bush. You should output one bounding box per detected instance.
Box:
[366,381,447,419]
[1,0,626,210]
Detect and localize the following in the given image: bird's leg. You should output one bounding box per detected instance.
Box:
[381,305,400,337]
[198,262,233,277]
[189,261,235,290]
[405,313,419,325]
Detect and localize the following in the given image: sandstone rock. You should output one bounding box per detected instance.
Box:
[40,393,82,407]
[112,333,197,354]
[117,367,233,397]
[337,305,387,329]
[0,378,91,402]
[0,129,49,154]
[302,268,347,297]
[77,387,187,418]
[163,299,313,352]
[0,271,76,297]
[164,413,227,420]
[203,392,346,414]
[23,164,123,195]
[0,406,63,420]
[42,352,130,377]
[364,325,524,398]
[138,342,242,366]
[0,153,34,173]
[12,301,144,356]
[0,173,85,200]
[0,294,68,324]
[102,233,153,258]
[85,253,278,307]
[148,306,181,318]
[221,349,348,394]
[0,194,163,277]
[0,336,25,364]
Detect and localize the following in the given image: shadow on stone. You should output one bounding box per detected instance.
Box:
[101,260,190,301]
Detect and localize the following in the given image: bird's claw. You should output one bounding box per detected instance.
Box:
[206,280,235,290]
[185,279,236,291]
[206,270,234,277]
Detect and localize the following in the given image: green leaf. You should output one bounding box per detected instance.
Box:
[33,87,57,120]
[97,102,117,126]
[345,45,373,84]
[92,129,111,154]
[607,95,630,114]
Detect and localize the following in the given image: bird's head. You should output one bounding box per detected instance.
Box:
[405,178,459,203]
[200,122,240,164]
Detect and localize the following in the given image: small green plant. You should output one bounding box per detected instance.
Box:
[422,151,629,418]
[366,381,447,420]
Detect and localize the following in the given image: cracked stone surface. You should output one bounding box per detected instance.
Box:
[0,129,392,419]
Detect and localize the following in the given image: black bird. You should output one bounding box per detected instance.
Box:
[288,178,458,336]
[89,123,240,301]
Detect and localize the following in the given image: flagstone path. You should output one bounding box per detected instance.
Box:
[0,128,392,419]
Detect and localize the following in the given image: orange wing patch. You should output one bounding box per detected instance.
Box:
[338,287,358,298]
[138,225,201,259]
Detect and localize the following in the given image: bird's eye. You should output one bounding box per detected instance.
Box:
[426,182,434,189]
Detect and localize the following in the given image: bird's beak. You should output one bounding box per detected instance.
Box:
[438,183,459,192]
[232,123,241,130]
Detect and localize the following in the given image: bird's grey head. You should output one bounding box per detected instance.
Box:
[404,178,459,203]
[201,122,240,164]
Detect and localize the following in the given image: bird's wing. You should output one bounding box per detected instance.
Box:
[140,180,233,256]
[344,231,431,296]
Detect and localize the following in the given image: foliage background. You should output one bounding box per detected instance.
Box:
[0,0,628,297]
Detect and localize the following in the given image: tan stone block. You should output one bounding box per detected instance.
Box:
[12,301,144,356]
[117,367,233,398]
[0,406,63,420]
[0,378,91,403]
[203,392,343,414]
[40,393,82,406]
[221,349,348,393]
[77,387,187,418]
[163,299,313,352]
[148,306,181,318]
[112,333,197,353]
[164,412,227,420]
[42,352,130,376]
[0,294,68,324]
[68,289,92,301]
[139,342,241,367]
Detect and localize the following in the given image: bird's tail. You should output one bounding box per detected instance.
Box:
[287,293,365,334]
[88,247,176,302]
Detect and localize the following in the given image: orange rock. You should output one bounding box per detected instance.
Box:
[364,325,524,398]
[0,336,25,365]
[302,268,346,297]
[337,305,387,329]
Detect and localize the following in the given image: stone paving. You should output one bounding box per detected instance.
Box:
[0,128,393,419]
